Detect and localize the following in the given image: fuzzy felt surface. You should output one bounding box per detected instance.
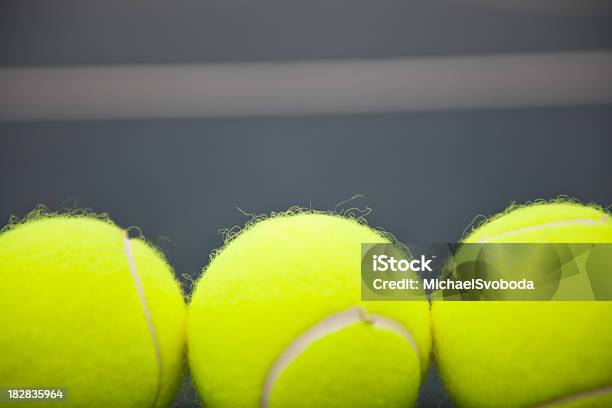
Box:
[432,201,612,407]
[0,216,186,408]
[188,212,431,408]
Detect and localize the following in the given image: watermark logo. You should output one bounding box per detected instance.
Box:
[361,243,612,301]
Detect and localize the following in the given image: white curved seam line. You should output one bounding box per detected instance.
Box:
[260,306,419,408]
[534,384,612,408]
[479,218,609,242]
[124,237,163,407]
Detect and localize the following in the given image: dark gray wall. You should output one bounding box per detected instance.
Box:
[2,106,611,285]
[2,106,612,408]
[2,0,611,66]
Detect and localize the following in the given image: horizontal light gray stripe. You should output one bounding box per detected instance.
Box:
[1,50,611,121]
[444,0,612,17]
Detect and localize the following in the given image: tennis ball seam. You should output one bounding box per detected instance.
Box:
[478,216,611,242]
[435,202,612,408]
[534,384,612,408]
[260,306,420,408]
[462,198,611,241]
[123,235,163,407]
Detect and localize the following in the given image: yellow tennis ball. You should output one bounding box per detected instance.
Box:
[0,215,187,408]
[432,201,612,407]
[188,212,431,408]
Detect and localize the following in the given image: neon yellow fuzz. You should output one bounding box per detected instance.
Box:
[0,215,187,408]
[432,201,612,407]
[188,212,431,408]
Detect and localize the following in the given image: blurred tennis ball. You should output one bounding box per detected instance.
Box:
[0,214,186,407]
[188,211,431,408]
[432,201,612,407]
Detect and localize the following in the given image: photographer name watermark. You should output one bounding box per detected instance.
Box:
[361,243,612,301]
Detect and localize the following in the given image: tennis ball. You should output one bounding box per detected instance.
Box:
[0,215,187,408]
[188,212,431,408]
[432,201,612,407]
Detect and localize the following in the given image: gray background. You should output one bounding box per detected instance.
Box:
[1,107,611,407]
[2,0,612,66]
[2,108,612,284]
[2,1,612,407]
